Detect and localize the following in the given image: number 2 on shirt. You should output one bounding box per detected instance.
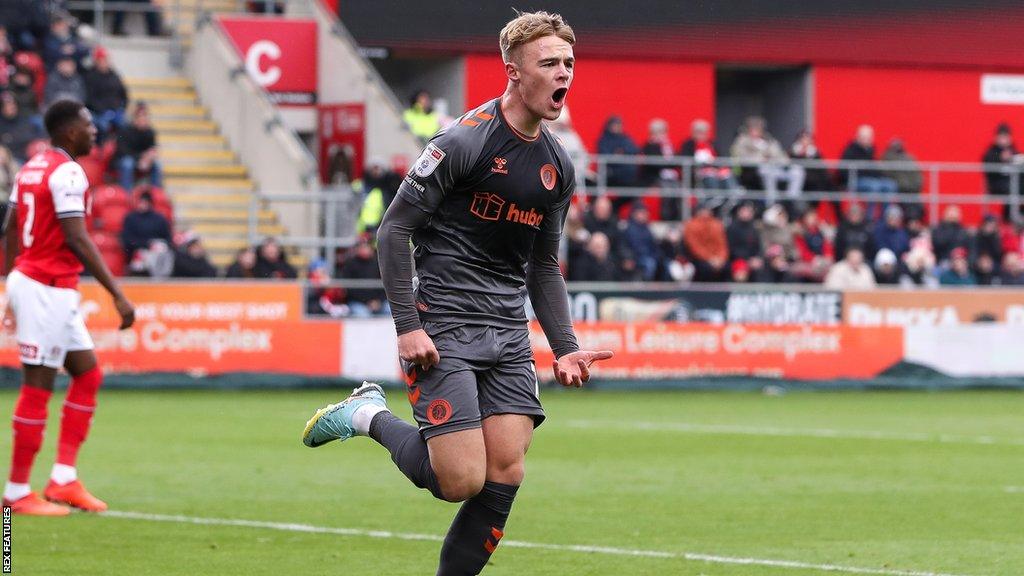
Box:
[22,191,35,248]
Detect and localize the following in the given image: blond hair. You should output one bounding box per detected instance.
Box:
[499,11,575,64]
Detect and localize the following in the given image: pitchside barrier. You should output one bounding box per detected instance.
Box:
[0,281,1022,390]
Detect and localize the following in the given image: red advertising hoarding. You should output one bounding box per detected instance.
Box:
[218,16,318,106]
[318,103,365,184]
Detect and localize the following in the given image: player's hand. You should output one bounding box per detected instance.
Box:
[114,296,135,330]
[398,329,440,370]
[1,304,14,334]
[553,350,614,388]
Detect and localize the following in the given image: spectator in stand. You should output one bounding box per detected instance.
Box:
[982,123,1022,220]
[172,233,218,278]
[824,248,876,290]
[597,115,640,197]
[84,46,128,139]
[903,232,938,287]
[583,195,626,261]
[338,236,389,317]
[753,244,794,284]
[683,203,729,282]
[759,204,797,262]
[640,118,676,187]
[254,237,297,279]
[680,118,736,192]
[730,259,751,283]
[1000,252,1024,285]
[874,205,910,259]
[658,226,693,282]
[834,203,875,261]
[546,106,590,185]
[306,260,350,317]
[563,203,589,274]
[939,247,976,286]
[0,0,49,52]
[873,248,900,285]
[403,89,440,143]
[353,157,401,235]
[9,68,39,118]
[225,247,258,279]
[789,130,834,194]
[622,203,661,281]
[881,138,923,198]
[726,202,761,264]
[44,56,86,108]
[121,190,173,276]
[0,92,43,162]
[42,16,88,70]
[116,102,163,190]
[571,232,621,282]
[112,0,164,37]
[792,210,834,282]
[973,253,997,286]
[730,116,804,203]
[0,145,17,216]
[840,125,898,218]
[931,205,970,263]
[0,27,12,89]
[973,214,1003,270]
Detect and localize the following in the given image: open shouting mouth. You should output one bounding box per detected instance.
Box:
[551,87,568,109]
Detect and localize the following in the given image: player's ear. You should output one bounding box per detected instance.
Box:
[505,60,519,83]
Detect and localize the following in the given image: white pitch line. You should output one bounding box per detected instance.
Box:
[567,420,1024,447]
[1006,486,1024,493]
[100,510,972,576]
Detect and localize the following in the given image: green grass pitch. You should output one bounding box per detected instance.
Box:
[4,388,1022,575]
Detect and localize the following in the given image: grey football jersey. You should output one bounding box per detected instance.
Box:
[396,98,576,328]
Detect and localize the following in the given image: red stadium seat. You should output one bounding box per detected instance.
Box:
[91,232,125,277]
[91,184,131,233]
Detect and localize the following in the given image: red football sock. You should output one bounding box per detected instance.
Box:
[56,367,102,468]
[10,385,52,484]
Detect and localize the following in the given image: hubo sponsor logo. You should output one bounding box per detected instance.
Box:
[469,192,544,227]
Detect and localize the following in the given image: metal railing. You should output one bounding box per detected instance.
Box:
[587,154,1022,224]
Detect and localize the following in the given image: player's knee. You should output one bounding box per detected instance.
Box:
[436,467,486,502]
[487,459,525,486]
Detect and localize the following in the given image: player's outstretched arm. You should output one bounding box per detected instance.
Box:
[59,216,135,329]
[378,197,439,369]
[527,216,613,388]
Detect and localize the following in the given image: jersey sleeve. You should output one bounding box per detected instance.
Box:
[397,127,479,214]
[48,161,89,218]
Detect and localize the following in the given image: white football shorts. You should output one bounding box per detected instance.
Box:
[6,269,94,368]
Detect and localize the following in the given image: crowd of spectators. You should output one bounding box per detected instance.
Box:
[565,196,1024,289]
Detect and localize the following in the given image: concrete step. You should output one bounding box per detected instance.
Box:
[191,222,286,237]
[165,164,247,178]
[152,119,218,134]
[178,207,277,223]
[150,104,208,119]
[125,77,192,91]
[160,134,228,149]
[203,237,250,252]
[161,149,236,163]
[171,0,240,8]
[129,89,197,104]
[208,252,309,271]
[165,176,254,190]
[172,192,251,206]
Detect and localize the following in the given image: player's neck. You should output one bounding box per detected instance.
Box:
[52,144,76,160]
[500,89,541,139]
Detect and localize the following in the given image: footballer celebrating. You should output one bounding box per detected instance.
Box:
[303,11,611,575]
[2,100,135,515]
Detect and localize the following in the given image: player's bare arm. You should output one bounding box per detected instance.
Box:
[58,216,134,330]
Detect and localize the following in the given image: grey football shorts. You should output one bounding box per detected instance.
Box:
[401,321,545,440]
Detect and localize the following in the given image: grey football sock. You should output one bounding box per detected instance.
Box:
[368,411,445,500]
[436,481,518,576]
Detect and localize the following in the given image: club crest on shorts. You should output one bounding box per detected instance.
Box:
[427,398,453,425]
[540,163,557,191]
[413,143,446,177]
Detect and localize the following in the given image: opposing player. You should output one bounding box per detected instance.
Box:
[1,100,135,515]
[303,11,611,574]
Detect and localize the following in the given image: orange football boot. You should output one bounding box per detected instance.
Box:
[3,492,71,516]
[44,480,108,512]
